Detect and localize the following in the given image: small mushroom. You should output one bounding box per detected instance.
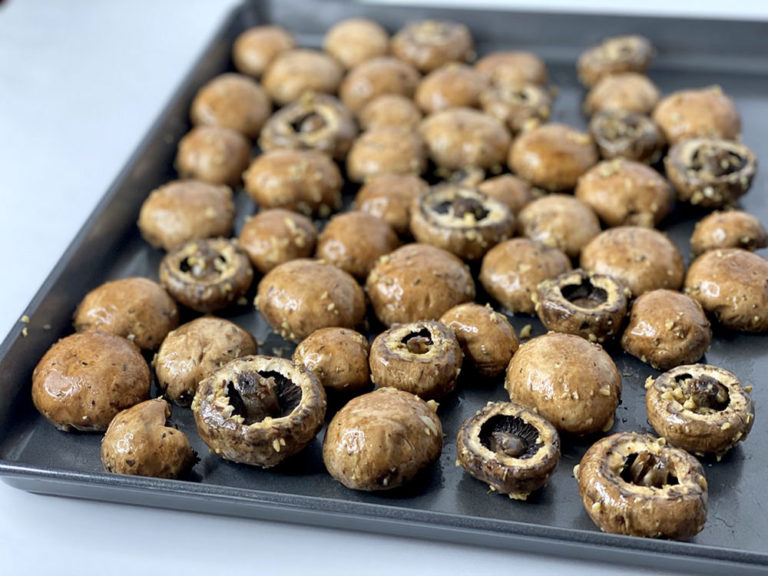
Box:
[340,56,421,114]
[457,401,560,499]
[645,364,755,457]
[577,35,654,88]
[576,432,708,539]
[370,320,463,399]
[101,398,197,478]
[293,328,370,394]
[477,174,533,215]
[653,86,741,145]
[262,48,343,106]
[479,82,552,135]
[323,18,389,69]
[159,238,253,313]
[175,126,251,187]
[355,174,429,236]
[475,51,548,87]
[238,208,317,274]
[588,110,665,166]
[391,20,473,73]
[232,26,295,78]
[192,355,326,468]
[346,127,427,182]
[535,269,628,343]
[665,138,757,209]
[358,94,423,131]
[415,63,488,114]
[690,210,768,256]
[190,73,272,139]
[584,72,660,116]
[322,387,442,491]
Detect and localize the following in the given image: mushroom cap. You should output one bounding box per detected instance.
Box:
[358,94,423,131]
[355,174,429,235]
[391,19,473,73]
[475,50,548,86]
[415,63,488,114]
[262,48,343,105]
[340,56,421,114]
[175,125,251,187]
[293,327,370,394]
[588,110,665,166]
[323,18,389,69]
[577,35,654,87]
[346,127,427,183]
[232,25,295,78]
[653,86,741,145]
[584,72,660,116]
[238,208,317,274]
[190,73,272,139]
[518,194,601,259]
[477,174,533,215]
[690,210,768,256]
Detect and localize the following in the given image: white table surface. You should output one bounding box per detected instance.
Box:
[1,1,765,573]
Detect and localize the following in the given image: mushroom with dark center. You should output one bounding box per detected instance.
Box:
[402,328,434,354]
[480,415,540,459]
[226,370,302,425]
[560,278,609,309]
[289,112,327,134]
[588,111,664,165]
[689,147,745,177]
[674,373,729,413]
[620,451,678,488]
[179,250,228,280]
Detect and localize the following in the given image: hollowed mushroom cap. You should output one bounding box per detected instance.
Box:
[652,86,740,145]
[690,210,768,256]
[391,20,473,73]
[479,82,551,135]
[588,111,665,166]
[577,35,654,88]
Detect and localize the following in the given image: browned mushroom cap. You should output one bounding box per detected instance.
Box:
[480,238,572,315]
[457,401,559,499]
[190,73,272,139]
[293,328,370,394]
[685,248,768,333]
[479,82,551,135]
[691,210,768,256]
[101,398,197,478]
[340,56,421,114]
[580,227,684,298]
[175,126,251,187]
[391,20,473,73]
[258,94,357,161]
[322,387,442,490]
[244,149,342,217]
[576,432,708,539]
[440,303,519,378]
[159,238,253,313]
[74,277,178,350]
[154,317,258,406]
[346,127,427,183]
[232,26,295,78]
[509,123,598,191]
[138,180,235,251]
[654,86,741,145]
[317,211,399,280]
[410,184,514,261]
[505,332,621,435]
[475,51,548,86]
[584,73,660,116]
[358,94,423,131]
[477,174,533,214]
[535,269,628,343]
[355,174,429,236]
[435,166,486,188]
[645,364,754,457]
[323,18,389,69]
[575,159,673,228]
[577,35,654,88]
[589,111,665,166]
[622,290,711,371]
[366,243,475,326]
[262,49,343,106]
[415,63,488,114]
[518,195,601,259]
[665,138,757,209]
[32,330,150,432]
[257,259,366,342]
[421,108,511,171]
[238,208,317,274]
[192,355,326,468]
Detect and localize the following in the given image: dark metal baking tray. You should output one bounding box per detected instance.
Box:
[1,1,767,573]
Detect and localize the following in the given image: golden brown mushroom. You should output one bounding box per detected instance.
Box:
[293,328,370,394]
[690,210,768,256]
[262,49,343,106]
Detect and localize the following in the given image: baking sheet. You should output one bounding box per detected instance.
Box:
[1,1,767,573]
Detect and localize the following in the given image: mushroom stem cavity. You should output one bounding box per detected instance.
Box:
[480,415,540,459]
[402,327,434,354]
[290,112,327,134]
[560,277,609,309]
[620,451,678,488]
[433,196,490,223]
[227,370,302,424]
[690,147,745,177]
[179,249,228,280]
[673,373,729,413]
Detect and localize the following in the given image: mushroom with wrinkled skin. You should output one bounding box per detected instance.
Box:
[190,73,272,139]
[323,18,389,69]
[457,401,560,499]
[415,63,488,114]
[391,20,473,73]
[355,174,429,236]
[175,126,251,187]
[690,210,768,256]
[653,86,740,145]
[293,328,370,394]
[262,49,343,106]
[589,110,665,166]
[340,57,421,114]
[232,26,295,78]
[346,127,427,183]
[475,51,548,87]
[477,174,533,215]
[358,94,423,131]
[479,82,551,135]
[577,35,654,88]
[518,195,601,259]
[238,208,317,274]
[584,73,660,116]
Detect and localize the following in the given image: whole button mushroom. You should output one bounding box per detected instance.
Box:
[340,57,421,114]
[238,209,318,274]
[505,332,621,435]
[232,26,295,78]
[477,174,533,215]
[262,49,344,106]
[690,210,768,256]
[190,73,272,139]
[322,387,442,491]
[475,51,548,87]
[175,126,251,187]
[415,63,488,114]
[323,18,389,69]
[583,72,660,116]
[589,111,665,166]
[358,94,423,131]
[355,174,429,236]
[653,86,741,145]
[101,398,197,479]
[32,331,151,432]
[293,328,370,395]
[346,127,427,183]
[257,259,366,342]
[621,290,712,371]
[577,35,654,88]
[391,19,473,73]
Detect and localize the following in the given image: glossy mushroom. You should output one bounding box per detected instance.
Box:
[690,210,768,256]
[262,48,343,106]
[589,110,665,165]
[175,126,251,187]
[237,208,317,274]
[577,35,654,88]
[232,26,295,78]
[190,73,272,138]
[653,86,741,145]
[293,328,370,395]
[391,19,473,72]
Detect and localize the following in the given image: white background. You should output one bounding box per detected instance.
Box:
[1,1,766,573]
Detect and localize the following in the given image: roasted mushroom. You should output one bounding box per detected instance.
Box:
[577,35,654,88]
[293,328,370,394]
[366,243,475,327]
[509,123,598,192]
[358,94,423,131]
[238,208,317,274]
[323,387,442,491]
[257,259,366,342]
[479,82,552,135]
[440,303,519,378]
[340,56,421,114]
[576,432,708,539]
[370,320,463,399]
[645,364,755,457]
[575,159,674,228]
[690,210,768,256]
[192,355,326,468]
[232,26,295,78]
[535,269,628,343]
[190,73,272,139]
[262,48,344,106]
[101,398,197,478]
[665,138,757,209]
[505,332,621,435]
[32,330,151,432]
[391,20,473,73]
[316,211,399,280]
[475,51,548,86]
[138,180,235,252]
[354,174,429,236]
[457,401,560,499]
[685,248,768,333]
[410,184,514,261]
[517,195,601,259]
[480,238,572,315]
[175,126,251,187]
[589,110,665,165]
[477,174,533,215]
[244,149,342,217]
[415,63,488,114]
[323,18,389,69]
[74,277,179,350]
[584,72,660,116]
[346,127,427,182]
[653,86,741,145]
[159,238,253,313]
[580,227,684,297]
[154,317,258,406]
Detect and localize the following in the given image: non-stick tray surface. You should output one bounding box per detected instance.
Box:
[1,1,768,573]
